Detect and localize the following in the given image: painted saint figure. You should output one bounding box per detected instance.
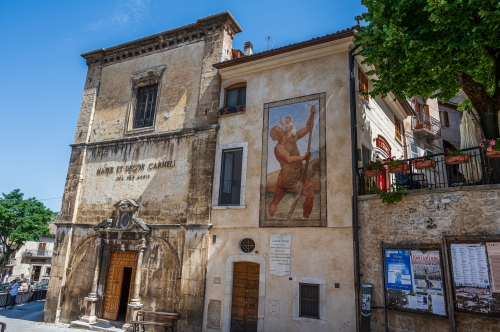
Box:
[269,105,316,219]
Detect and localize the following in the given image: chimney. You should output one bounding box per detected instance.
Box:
[244,41,253,56]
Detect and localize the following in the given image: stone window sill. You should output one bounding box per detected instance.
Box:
[212,205,247,210]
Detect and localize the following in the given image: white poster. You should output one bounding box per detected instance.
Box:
[451,243,490,294]
[432,295,447,316]
[487,242,500,293]
[270,233,291,276]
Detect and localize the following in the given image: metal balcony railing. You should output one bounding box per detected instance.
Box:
[412,112,442,136]
[23,249,53,258]
[357,147,500,196]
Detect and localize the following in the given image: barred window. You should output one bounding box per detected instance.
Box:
[300,283,320,319]
[134,84,158,128]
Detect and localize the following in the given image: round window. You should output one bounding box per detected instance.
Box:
[239,238,255,253]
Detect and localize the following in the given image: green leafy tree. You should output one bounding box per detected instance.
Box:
[355,0,500,137]
[0,189,53,268]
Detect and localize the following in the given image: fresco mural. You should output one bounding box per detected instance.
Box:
[260,93,327,227]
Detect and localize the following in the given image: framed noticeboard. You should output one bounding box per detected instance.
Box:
[382,244,448,318]
[447,238,500,317]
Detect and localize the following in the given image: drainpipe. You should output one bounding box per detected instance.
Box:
[349,43,361,331]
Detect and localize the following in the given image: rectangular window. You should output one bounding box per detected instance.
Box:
[440,111,450,128]
[410,143,419,159]
[395,117,403,142]
[219,148,243,205]
[358,68,369,102]
[45,267,51,276]
[225,84,246,108]
[425,149,434,156]
[300,283,320,319]
[133,84,158,128]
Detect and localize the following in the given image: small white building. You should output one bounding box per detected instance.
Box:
[3,224,56,283]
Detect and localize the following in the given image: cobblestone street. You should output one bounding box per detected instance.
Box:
[0,300,88,332]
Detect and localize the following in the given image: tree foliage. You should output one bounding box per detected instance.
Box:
[355,0,500,117]
[0,189,53,268]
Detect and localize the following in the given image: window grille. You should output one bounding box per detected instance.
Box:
[300,283,320,318]
[239,238,255,253]
[134,84,158,128]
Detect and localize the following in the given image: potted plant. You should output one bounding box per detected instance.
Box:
[363,160,384,177]
[480,138,500,158]
[385,157,410,173]
[445,148,470,165]
[413,156,436,169]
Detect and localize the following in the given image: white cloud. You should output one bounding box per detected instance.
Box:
[85,0,150,32]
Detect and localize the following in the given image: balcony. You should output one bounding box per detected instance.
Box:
[357,147,500,196]
[22,249,53,258]
[412,112,441,142]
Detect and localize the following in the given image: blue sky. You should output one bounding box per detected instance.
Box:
[0,0,365,212]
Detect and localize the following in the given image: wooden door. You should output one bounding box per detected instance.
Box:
[231,262,259,332]
[103,252,137,320]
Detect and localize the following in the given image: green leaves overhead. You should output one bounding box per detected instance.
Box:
[0,189,53,268]
[356,0,500,116]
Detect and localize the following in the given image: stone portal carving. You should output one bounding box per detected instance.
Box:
[94,199,149,232]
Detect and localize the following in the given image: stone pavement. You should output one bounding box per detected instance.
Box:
[0,300,88,332]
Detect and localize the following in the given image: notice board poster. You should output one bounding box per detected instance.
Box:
[385,249,447,316]
[450,242,500,315]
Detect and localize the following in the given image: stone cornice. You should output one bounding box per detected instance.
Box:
[81,11,242,67]
[70,124,218,148]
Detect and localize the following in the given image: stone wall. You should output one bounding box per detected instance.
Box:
[358,184,500,332]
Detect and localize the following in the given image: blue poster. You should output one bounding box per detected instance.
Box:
[386,250,413,291]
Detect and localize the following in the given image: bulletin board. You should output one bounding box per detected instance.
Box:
[447,239,500,317]
[383,245,449,318]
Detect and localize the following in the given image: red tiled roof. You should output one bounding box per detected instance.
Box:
[214,25,358,69]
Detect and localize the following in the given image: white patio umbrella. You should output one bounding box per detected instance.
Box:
[459,111,481,182]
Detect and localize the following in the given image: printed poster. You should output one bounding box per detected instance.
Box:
[487,242,500,293]
[450,243,490,295]
[386,250,413,291]
[411,250,443,291]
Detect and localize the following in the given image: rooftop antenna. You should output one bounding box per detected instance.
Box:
[266,36,272,50]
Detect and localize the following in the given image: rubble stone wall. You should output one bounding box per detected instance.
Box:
[358,184,500,332]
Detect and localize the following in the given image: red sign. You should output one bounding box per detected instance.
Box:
[376,135,391,157]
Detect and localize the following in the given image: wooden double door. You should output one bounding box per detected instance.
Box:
[231,262,259,332]
[102,252,137,321]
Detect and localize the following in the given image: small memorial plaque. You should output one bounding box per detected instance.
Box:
[269,233,291,276]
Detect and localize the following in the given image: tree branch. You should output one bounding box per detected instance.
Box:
[454,71,497,116]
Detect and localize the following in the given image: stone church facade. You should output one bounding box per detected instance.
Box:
[44,12,242,331]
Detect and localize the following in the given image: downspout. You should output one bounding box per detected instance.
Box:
[349,43,361,331]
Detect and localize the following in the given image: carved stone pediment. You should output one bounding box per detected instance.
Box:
[94,199,150,233]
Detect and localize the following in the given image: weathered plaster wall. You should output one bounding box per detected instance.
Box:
[204,44,356,331]
[358,185,500,332]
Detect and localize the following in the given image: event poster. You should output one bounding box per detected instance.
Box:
[412,250,443,291]
[386,250,413,291]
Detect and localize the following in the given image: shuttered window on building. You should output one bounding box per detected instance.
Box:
[358,68,369,102]
[395,117,403,142]
[300,283,320,319]
[134,84,158,128]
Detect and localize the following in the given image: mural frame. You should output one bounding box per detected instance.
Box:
[259,93,327,227]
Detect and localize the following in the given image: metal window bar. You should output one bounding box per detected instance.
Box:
[356,146,499,196]
[133,85,158,128]
[299,284,320,319]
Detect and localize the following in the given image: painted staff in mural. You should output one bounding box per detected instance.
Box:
[268,105,316,219]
